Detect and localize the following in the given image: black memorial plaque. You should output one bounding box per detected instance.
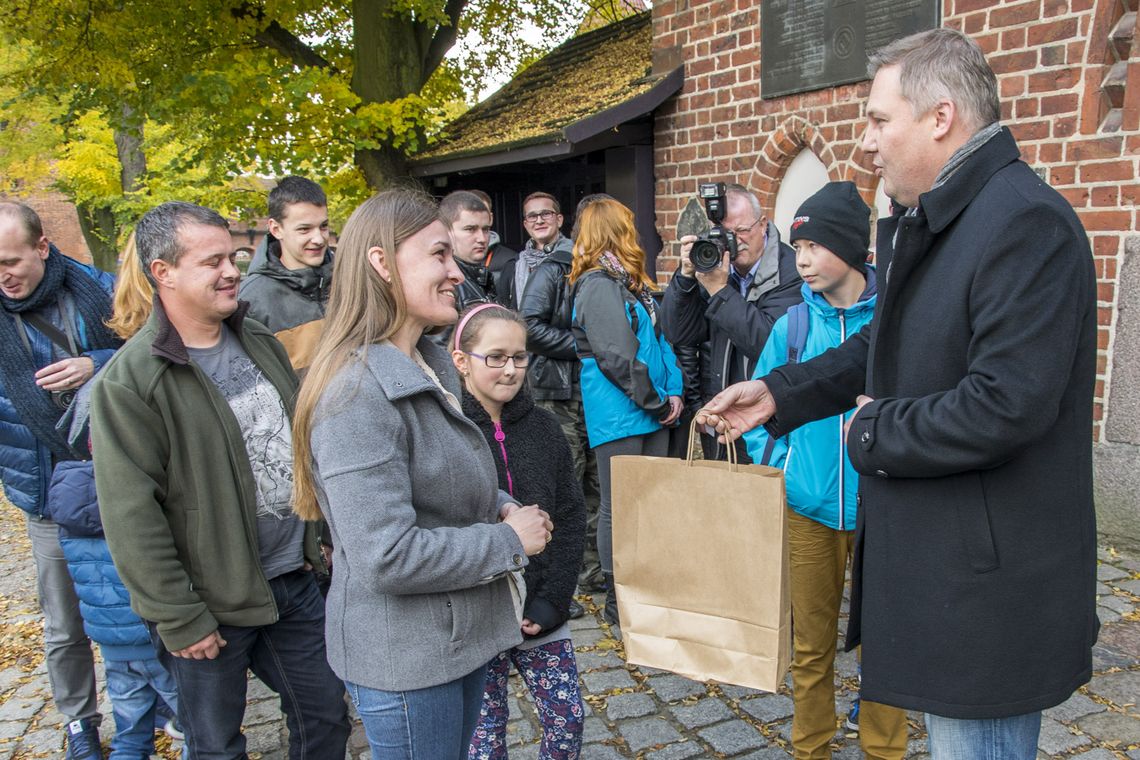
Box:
[761,0,940,99]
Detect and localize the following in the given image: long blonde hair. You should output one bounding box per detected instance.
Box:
[292,188,439,520]
[568,198,655,290]
[106,232,154,340]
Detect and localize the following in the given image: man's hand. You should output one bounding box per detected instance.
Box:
[844,395,874,443]
[660,396,684,426]
[678,235,698,277]
[34,356,95,392]
[694,250,731,297]
[172,631,226,660]
[695,380,777,443]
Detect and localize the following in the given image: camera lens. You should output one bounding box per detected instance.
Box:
[690,239,724,273]
[52,390,76,410]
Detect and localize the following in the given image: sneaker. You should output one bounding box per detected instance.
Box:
[163,718,185,742]
[64,717,101,760]
[845,698,860,732]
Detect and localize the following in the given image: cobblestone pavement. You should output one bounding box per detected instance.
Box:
[0,501,1137,759]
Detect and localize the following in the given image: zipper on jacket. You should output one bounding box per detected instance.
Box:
[838,311,847,530]
[493,421,515,497]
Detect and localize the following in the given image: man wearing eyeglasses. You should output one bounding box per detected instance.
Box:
[515,191,601,609]
[660,183,802,462]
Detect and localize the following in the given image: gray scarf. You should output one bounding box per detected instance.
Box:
[515,239,556,300]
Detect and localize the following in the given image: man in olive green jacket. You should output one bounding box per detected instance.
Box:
[91,202,349,759]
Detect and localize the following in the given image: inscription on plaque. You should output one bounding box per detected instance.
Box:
[761,0,940,99]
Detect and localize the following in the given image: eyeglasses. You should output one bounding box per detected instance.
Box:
[523,209,558,223]
[732,218,763,236]
[466,351,530,368]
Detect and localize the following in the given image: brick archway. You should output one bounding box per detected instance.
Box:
[745,115,878,208]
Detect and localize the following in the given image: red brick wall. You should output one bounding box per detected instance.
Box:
[652,0,1139,441]
[1,192,93,264]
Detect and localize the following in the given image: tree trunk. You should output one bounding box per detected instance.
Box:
[113,106,147,193]
[351,0,429,188]
[355,145,418,190]
[75,202,120,272]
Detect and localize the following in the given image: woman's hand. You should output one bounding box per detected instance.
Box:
[521,618,543,636]
[504,505,553,556]
[660,395,684,425]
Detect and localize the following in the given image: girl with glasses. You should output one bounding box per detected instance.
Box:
[452,303,586,760]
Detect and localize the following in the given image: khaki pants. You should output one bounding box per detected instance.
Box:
[787,508,908,760]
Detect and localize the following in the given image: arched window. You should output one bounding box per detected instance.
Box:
[772,149,830,242]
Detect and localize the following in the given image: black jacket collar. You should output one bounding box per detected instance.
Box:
[460,386,536,426]
[918,127,1021,234]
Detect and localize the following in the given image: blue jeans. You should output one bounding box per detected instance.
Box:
[347,664,488,760]
[925,711,1041,760]
[153,569,349,760]
[103,655,180,760]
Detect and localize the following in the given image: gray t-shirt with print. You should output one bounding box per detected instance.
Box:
[187,326,304,579]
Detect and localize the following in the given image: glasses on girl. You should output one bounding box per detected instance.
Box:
[466,351,530,368]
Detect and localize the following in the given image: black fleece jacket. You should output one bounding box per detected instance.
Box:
[461,388,586,636]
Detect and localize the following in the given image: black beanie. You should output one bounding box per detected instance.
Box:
[789,181,870,271]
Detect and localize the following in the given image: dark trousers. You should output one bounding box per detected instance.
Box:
[152,569,350,760]
[536,391,602,585]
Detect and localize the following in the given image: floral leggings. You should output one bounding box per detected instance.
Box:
[467,638,584,760]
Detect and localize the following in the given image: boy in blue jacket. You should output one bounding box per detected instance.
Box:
[46,387,183,760]
[743,182,907,760]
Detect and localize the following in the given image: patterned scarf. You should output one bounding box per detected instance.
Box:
[598,251,656,314]
[0,247,119,460]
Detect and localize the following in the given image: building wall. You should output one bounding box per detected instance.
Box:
[2,192,93,264]
[651,0,1140,545]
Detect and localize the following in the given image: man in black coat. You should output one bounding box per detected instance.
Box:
[660,183,801,462]
[698,29,1097,759]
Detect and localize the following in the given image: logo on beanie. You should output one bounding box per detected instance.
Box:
[791,216,809,230]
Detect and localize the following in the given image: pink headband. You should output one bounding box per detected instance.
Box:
[454,302,510,352]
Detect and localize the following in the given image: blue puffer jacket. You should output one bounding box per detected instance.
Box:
[45,459,154,660]
[743,270,878,531]
[571,270,683,448]
[0,260,115,517]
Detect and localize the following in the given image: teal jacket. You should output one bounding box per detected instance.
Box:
[571,270,683,448]
[743,269,877,530]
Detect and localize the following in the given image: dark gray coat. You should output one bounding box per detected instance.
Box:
[310,338,526,691]
[763,128,1098,719]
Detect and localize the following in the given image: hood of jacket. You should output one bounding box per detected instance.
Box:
[522,234,573,266]
[246,237,333,301]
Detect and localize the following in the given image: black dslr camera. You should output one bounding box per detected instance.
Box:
[689,182,738,273]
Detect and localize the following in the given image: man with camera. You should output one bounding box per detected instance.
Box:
[0,202,119,759]
[660,183,801,461]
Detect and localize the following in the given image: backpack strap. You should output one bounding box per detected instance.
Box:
[784,301,809,365]
[758,302,809,466]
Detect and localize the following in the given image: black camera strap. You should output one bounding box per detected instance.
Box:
[14,298,81,360]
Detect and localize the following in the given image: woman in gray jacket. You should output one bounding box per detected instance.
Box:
[291,189,553,759]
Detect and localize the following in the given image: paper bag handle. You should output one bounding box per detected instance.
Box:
[686,416,738,470]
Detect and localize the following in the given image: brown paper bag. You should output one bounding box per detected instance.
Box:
[611,419,790,692]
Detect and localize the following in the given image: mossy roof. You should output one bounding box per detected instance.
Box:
[413,11,658,165]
